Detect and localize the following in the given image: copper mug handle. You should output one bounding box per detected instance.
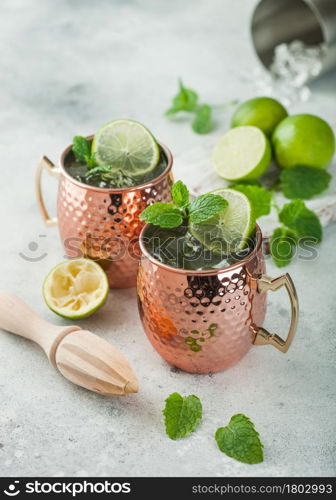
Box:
[252,273,298,353]
[35,156,60,227]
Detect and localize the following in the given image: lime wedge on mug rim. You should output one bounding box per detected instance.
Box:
[189,188,255,255]
[43,259,109,319]
[92,119,160,176]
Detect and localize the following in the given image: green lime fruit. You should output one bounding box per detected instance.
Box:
[272,114,335,169]
[43,259,109,319]
[212,126,271,181]
[189,188,255,255]
[92,119,160,175]
[231,96,288,136]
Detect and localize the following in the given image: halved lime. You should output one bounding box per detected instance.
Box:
[43,259,109,319]
[92,119,160,176]
[189,188,255,255]
[212,126,271,181]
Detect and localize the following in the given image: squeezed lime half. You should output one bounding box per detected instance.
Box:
[92,119,160,176]
[189,188,256,255]
[43,259,109,319]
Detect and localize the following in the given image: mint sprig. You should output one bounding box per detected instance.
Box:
[163,392,202,440]
[72,136,97,169]
[165,79,236,135]
[215,414,264,464]
[269,199,322,267]
[192,104,212,134]
[280,165,331,200]
[140,202,183,228]
[171,180,190,208]
[279,199,322,243]
[165,80,198,115]
[140,180,228,228]
[189,193,228,223]
[270,227,298,268]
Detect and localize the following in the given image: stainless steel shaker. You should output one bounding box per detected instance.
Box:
[251,0,336,77]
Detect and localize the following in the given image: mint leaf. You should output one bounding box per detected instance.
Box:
[192,104,212,134]
[231,184,272,219]
[280,165,331,200]
[72,136,92,164]
[140,202,183,228]
[85,152,97,169]
[85,165,113,176]
[172,180,190,208]
[279,199,322,243]
[166,80,198,115]
[270,227,297,267]
[189,194,228,223]
[215,414,263,464]
[163,392,202,440]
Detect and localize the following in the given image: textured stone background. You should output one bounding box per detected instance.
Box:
[0,0,335,477]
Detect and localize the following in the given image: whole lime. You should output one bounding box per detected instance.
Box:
[231,97,288,136]
[272,114,335,169]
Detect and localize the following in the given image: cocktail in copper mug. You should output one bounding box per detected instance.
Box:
[137,225,298,373]
[35,138,173,288]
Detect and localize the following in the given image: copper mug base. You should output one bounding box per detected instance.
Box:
[137,225,299,374]
[35,139,174,288]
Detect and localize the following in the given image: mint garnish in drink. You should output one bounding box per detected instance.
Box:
[215,414,264,464]
[163,392,202,440]
[72,136,97,168]
[140,180,228,229]
[68,120,168,189]
[141,181,257,270]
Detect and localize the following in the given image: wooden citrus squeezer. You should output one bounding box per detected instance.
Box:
[0,292,138,396]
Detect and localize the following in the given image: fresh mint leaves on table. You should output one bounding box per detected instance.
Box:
[140,180,228,228]
[165,79,237,134]
[280,165,332,200]
[270,199,322,267]
[270,227,298,268]
[227,177,324,267]
[163,392,202,440]
[279,199,322,242]
[215,414,264,465]
[72,136,97,168]
[192,104,213,134]
[231,183,272,219]
[166,80,198,115]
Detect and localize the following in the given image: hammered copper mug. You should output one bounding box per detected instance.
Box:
[137,225,299,373]
[35,138,173,288]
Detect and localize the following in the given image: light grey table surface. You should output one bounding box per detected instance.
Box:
[0,0,335,478]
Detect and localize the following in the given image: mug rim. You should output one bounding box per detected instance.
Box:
[59,135,173,193]
[139,224,263,276]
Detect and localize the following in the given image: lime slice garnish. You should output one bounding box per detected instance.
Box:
[212,126,271,181]
[92,119,160,176]
[189,188,256,255]
[43,259,109,319]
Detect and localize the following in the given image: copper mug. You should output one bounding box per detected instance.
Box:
[137,225,299,373]
[35,138,173,288]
